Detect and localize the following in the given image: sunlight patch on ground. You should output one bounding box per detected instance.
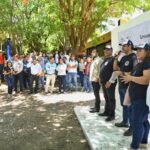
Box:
[33,92,102,104]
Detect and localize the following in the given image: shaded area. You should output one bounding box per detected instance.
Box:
[0,88,91,150]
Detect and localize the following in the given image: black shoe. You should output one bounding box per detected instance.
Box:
[98,112,109,117]
[90,107,96,110]
[89,108,99,113]
[115,121,128,128]
[105,117,115,122]
[124,128,132,136]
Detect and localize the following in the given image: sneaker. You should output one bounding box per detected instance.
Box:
[115,121,128,128]
[124,128,132,136]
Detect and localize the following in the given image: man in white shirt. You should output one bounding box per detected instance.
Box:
[89,49,103,113]
[67,54,78,92]
[13,54,24,93]
[29,59,42,94]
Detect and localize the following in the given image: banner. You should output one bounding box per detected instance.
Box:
[118,20,150,46]
[6,39,12,60]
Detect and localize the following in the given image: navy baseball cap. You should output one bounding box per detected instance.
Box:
[134,43,150,51]
[119,39,134,47]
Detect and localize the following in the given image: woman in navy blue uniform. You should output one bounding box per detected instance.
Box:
[122,43,150,150]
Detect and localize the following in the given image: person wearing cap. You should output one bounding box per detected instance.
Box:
[29,59,42,94]
[121,43,150,150]
[12,54,24,93]
[89,49,103,113]
[0,50,5,86]
[99,45,117,121]
[114,39,138,137]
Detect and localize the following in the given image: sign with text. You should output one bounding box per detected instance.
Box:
[118,20,150,46]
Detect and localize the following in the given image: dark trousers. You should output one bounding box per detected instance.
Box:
[23,72,30,89]
[131,100,149,149]
[0,64,4,82]
[58,75,66,92]
[30,75,39,93]
[13,72,23,92]
[119,86,132,126]
[78,71,84,87]
[6,76,13,94]
[92,82,101,110]
[102,82,116,117]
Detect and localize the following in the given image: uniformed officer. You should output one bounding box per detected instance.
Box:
[114,39,137,136]
[99,45,117,121]
[122,43,150,150]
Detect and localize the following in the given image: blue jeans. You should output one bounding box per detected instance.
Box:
[0,64,4,80]
[78,71,84,87]
[83,75,92,92]
[68,72,78,91]
[13,72,24,92]
[131,100,149,149]
[119,86,132,125]
[6,76,13,94]
[39,76,45,89]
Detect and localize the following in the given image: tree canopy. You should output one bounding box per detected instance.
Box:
[0,0,150,54]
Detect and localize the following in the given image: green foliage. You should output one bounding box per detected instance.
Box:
[0,0,150,53]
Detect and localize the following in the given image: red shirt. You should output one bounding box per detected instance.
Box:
[0,54,5,65]
[84,62,91,76]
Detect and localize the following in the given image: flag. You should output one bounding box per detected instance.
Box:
[6,38,12,60]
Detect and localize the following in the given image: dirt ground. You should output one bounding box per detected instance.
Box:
[0,87,92,150]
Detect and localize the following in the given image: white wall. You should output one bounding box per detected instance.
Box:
[112,11,150,53]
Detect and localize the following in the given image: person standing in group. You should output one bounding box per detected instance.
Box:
[23,55,31,90]
[67,54,78,92]
[3,61,14,99]
[122,43,150,150]
[54,50,60,65]
[89,49,103,113]
[0,50,5,86]
[13,54,24,94]
[78,58,85,91]
[45,56,57,94]
[83,56,93,93]
[29,59,42,94]
[56,58,67,93]
[99,45,117,121]
[38,53,45,90]
[114,39,138,137]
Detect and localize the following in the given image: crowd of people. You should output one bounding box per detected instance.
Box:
[0,50,93,97]
[0,39,150,150]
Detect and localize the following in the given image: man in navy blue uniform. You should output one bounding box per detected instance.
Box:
[114,39,138,136]
[99,45,117,121]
